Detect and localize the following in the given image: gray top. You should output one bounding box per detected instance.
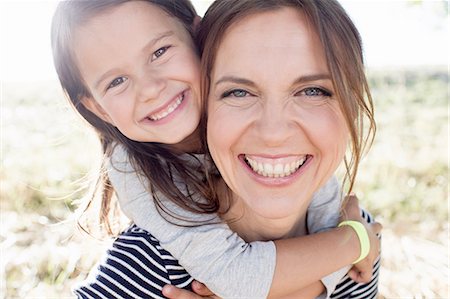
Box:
[108,145,347,298]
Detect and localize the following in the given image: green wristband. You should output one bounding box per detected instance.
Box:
[338,220,370,264]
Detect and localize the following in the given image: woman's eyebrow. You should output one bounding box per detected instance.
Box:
[214,76,256,87]
[213,74,331,90]
[292,74,331,84]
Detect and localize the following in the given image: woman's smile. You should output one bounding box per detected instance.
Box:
[240,154,313,185]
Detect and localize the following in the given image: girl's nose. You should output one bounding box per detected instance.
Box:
[136,74,166,103]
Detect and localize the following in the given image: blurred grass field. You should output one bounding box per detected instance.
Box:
[1,67,448,298]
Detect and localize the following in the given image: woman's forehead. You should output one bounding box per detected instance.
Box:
[212,7,328,82]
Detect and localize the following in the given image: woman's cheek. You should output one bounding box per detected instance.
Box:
[207,106,244,183]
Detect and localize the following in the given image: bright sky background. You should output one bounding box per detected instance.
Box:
[0,0,448,83]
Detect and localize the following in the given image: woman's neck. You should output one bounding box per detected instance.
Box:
[218,181,309,242]
[227,211,308,242]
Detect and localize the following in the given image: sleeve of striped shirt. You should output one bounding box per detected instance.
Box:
[72,225,193,299]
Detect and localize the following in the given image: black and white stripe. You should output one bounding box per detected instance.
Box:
[73,225,193,299]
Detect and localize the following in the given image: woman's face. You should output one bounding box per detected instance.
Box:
[75,1,201,146]
[207,7,349,221]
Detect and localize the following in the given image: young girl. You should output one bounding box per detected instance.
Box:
[51,0,380,298]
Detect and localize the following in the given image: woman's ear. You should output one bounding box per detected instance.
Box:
[81,96,114,125]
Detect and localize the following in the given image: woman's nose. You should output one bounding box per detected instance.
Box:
[136,73,166,103]
[255,102,295,147]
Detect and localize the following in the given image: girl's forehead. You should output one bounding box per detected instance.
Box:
[79,1,189,37]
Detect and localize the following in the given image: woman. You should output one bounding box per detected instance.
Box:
[167,0,380,297]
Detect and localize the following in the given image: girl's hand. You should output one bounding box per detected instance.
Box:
[340,194,382,283]
[162,281,219,299]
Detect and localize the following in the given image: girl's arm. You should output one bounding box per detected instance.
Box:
[109,146,379,298]
[110,146,275,298]
[162,201,381,299]
[162,280,324,299]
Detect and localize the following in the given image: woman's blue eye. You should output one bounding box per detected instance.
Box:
[297,87,331,97]
[107,76,127,90]
[152,46,170,60]
[222,89,250,98]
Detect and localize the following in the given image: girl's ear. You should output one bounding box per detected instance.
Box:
[81,96,114,125]
[192,15,201,32]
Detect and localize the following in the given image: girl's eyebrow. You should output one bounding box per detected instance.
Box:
[141,30,174,54]
[94,31,174,90]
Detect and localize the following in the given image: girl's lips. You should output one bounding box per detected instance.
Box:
[239,154,313,186]
[140,89,190,125]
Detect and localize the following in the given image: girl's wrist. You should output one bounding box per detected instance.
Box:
[338,220,370,263]
[336,224,361,264]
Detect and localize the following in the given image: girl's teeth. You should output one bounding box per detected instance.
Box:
[149,94,184,121]
[245,156,307,178]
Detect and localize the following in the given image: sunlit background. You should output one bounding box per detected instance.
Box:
[1,0,449,298]
[0,0,448,82]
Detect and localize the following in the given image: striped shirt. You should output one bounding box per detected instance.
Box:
[74,210,380,299]
[73,226,193,299]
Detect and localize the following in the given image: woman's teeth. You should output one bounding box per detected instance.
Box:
[245,156,307,178]
[148,93,184,121]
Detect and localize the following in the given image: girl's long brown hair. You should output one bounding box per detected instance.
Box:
[51,0,219,237]
[197,0,376,198]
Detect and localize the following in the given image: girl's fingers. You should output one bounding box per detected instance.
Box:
[342,194,361,219]
[192,280,214,296]
[370,222,383,234]
[347,267,372,284]
[347,268,360,282]
[162,285,203,299]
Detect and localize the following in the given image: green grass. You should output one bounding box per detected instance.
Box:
[357,68,448,226]
[1,67,448,297]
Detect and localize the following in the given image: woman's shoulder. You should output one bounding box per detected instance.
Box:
[72,224,193,299]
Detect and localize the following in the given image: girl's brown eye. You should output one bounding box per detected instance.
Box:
[107,76,127,90]
[152,46,170,61]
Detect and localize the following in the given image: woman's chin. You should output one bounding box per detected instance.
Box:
[239,190,312,220]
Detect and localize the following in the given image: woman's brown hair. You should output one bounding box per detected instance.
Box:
[197,0,376,196]
[51,0,218,236]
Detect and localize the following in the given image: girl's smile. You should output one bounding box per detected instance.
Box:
[140,89,189,124]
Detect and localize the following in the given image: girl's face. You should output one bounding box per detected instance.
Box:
[207,8,349,223]
[75,1,201,146]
